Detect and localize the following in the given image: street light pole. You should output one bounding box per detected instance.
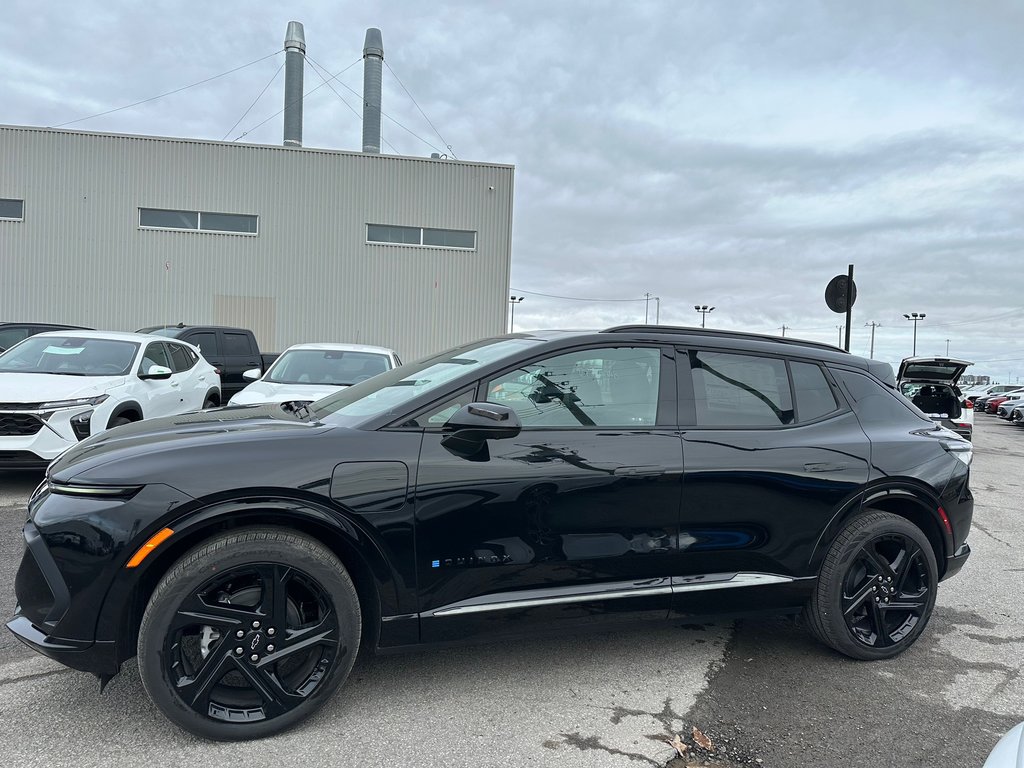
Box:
[509,295,524,333]
[695,305,715,328]
[903,312,926,356]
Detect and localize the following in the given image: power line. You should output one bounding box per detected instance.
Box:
[305,54,449,156]
[222,61,285,141]
[304,55,399,154]
[384,60,457,159]
[52,50,284,128]
[232,57,361,142]
[510,288,649,303]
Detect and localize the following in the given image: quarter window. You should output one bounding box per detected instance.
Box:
[486,347,661,428]
[0,199,24,221]
[140,208,258,235]
[189,332,219,359]
[367,223,476,250]
[689,351,794,427]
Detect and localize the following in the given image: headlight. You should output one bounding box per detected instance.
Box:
[47,479,142,498]
[39,395,109,410]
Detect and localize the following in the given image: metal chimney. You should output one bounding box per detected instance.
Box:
[283,21,306,147]
[362,28,384,153]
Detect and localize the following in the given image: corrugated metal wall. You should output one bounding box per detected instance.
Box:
[0,125,514,361]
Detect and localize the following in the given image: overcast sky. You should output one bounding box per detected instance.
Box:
[5,1,1024,381]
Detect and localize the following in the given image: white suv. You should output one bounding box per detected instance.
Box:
[0,330,220,468]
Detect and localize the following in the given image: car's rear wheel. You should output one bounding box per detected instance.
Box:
[804,511,937,660]
[138,528,361,740]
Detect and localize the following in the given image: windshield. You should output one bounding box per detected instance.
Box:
[265,349,392,386]
[311,337,543,426]
[0,336,139,376]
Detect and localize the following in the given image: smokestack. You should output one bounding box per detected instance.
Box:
[283,21,306,147]
[362,28,383,153]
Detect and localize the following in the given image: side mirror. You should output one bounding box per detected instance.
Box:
[440,403,521,458]
[242,368,262,381]
[140,365,172,381]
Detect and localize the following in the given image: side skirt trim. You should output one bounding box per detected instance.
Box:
[427,572,797,618]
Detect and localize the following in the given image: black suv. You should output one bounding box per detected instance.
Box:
[7,326,973,740]
[0,322,91,353]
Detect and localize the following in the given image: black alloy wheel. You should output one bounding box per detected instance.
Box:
[138,528,361,740]
[804,511,938,660]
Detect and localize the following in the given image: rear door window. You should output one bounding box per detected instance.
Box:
[168,343,196,372]
[223,332,254,357]
[791,361,839,422]
[688,351,794,427]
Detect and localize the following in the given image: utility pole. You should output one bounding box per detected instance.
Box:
[654,297,660,324]
[644,293,652,324]
[780,325,788,337]
[865,321,881,358]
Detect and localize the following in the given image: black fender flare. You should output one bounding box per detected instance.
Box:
[203,387,221,406]
[97,494,409,664]
[807,480,951,574]
[107,400,143,426]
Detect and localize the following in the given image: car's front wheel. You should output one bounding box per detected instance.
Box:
[138,528,361,740]
[804,511,937,660]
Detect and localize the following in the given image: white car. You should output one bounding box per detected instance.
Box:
[0,330,220,468]
[228,343,400,407]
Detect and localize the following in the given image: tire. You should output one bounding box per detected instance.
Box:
[202,397,218,410]
[108,416,132,429]
[804,511,937,660]
[138,528,361,740]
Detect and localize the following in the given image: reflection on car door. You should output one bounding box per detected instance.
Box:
[673,349,870,616]
[414,345,683,643]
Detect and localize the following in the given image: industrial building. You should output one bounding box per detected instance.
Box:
[0,24,514,361]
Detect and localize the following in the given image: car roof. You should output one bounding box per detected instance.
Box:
[32,329,172,343]
[282,343,398,355]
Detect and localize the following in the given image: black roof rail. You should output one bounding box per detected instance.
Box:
[601,325,848,354]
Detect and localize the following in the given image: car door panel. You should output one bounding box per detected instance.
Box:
[414,344,682,643]
[672,349,871,616]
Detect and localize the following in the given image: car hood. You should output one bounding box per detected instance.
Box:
[48,404,333,484]
[229,380,346,405]
[897,357,971,385]
[0,372,124,403]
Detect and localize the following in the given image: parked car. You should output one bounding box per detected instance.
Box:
[963,383,1019,404]
[0,331,220,468]
[0,322,91,354]
[983,721,1024,767]
[982,389,1024,415]
[8,326,973,740]
[136,324,276,401]
[227,343,401,407]
[995,395,1024,420]
[896,356,974,440]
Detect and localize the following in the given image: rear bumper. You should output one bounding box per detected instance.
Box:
[941,542,971,581]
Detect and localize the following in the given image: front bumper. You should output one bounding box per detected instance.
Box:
[5,615,120,675]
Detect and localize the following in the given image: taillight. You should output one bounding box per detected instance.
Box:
[964,399,973,409]
[214,368,222,375]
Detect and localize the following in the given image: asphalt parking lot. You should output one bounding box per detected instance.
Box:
[0,417,1021,767]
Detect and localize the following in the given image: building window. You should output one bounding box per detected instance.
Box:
[0,199,24,221]
[139,208,258,235]
[367,223,476,250]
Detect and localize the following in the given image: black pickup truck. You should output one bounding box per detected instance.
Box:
[136,324,278,401]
